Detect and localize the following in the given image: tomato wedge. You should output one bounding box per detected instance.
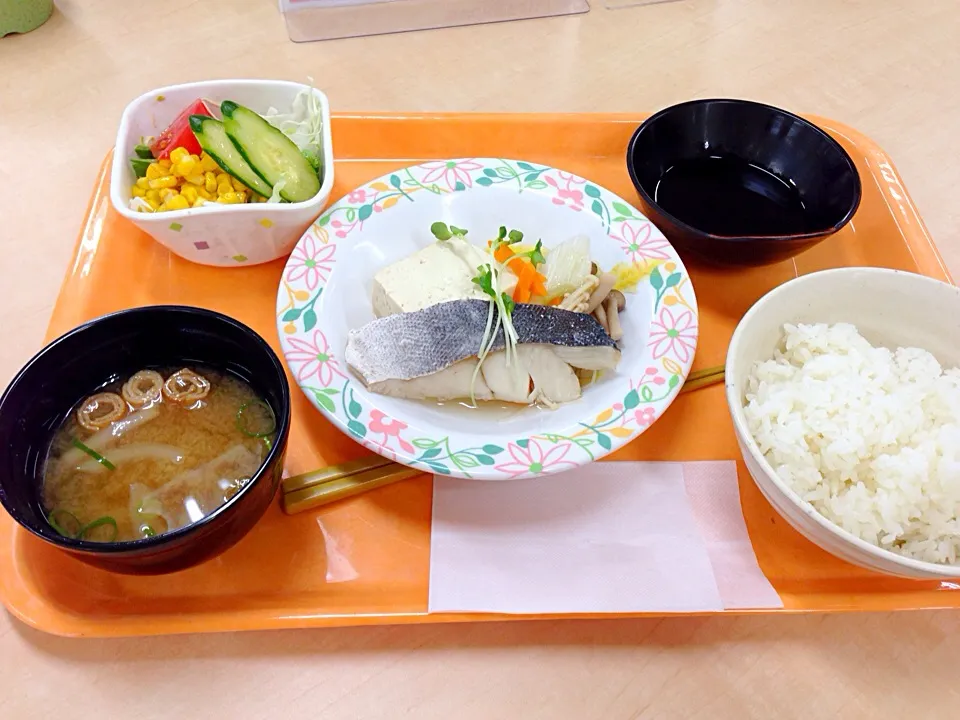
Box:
[149,99,212,159]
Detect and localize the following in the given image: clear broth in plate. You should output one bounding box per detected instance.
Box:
[654,155,812,237]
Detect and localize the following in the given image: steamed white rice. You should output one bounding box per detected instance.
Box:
[743,322,960,565]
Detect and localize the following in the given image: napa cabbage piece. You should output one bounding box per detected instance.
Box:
[542,233,592,298]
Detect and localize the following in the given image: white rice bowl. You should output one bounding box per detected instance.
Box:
[743,322,960,565]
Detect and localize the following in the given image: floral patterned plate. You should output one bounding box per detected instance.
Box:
[276,158,699,480]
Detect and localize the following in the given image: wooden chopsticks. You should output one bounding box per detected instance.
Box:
[282,457,422,514]
[681,364,725,393]
[281,364,727,514]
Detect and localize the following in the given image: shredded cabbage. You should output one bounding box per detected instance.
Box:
[264,78,325,177]
[128,197,154,212]
[267,176,287,204]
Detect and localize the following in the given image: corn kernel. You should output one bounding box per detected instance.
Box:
[158,158,172,170]
[198,188,215,201]
[200,153,220,173]
[145,163,165,180]
[169,147,189,164]
[148,175,178,190]
[159,188,177,202]
[185,173,205,186]
[136,177,150,190]
[216,172,232,186]
[146,196,161,210]
[204,172,217,193]
[145,189,161,204]
[131,185,146,198]
[180,185,199,204]
[217,192,245,204]
[231,176,247,192]
[175,156,198,177]
[217,182,233,197]
[165,194,190,211]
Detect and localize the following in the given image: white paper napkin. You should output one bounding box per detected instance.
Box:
[428,461,782,614]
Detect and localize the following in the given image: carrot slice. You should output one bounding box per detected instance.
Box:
[531,276,547,297]
[494,245,515,264]
[513,263,540,303]
[509,258,529,276]
[515,282,532,303]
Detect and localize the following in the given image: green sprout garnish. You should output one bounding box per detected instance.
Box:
[493,227,524,250]
[468,262,519,405]
[472,267,516,314]
[517,239,545,266]
[430,222,452,240]
[472,265,495,296]
[430,222,468,241]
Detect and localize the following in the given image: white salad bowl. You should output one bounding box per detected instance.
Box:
[276,158,700,480]
[110,79,335,267]
[726,267,960,580]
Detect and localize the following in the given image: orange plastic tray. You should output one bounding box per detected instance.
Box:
[1,113,956,637]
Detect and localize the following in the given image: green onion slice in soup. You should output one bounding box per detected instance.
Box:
[48,509,82,538]
[71,438,116,470]
[236,400,276,438]
[79,516,119,542]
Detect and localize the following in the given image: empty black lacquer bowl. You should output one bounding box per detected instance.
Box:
[0,306,290,575]
[626,99,862,266]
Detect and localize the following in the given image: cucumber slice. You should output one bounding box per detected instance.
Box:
[130,157,152,178]
[188,115,274,198]
[220,100,321,204]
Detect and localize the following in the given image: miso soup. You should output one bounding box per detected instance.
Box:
[42,366,276,542]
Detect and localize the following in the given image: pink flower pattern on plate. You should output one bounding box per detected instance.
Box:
[285,234,336,291]
[648,306,697,363]
[419,160,485,191]
[634,407,657,427]
[494,439,579,478]
[368,410,414,456]
[616,221,673,261]
[545,170,586,210]
[284,330,347,386]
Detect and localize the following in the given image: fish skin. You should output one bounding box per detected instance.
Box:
[346,299,619,385]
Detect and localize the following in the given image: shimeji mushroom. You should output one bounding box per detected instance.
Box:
[604,289,626,341]
[585,272,617,314]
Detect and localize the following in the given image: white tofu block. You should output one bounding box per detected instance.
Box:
[371,238,489,317]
